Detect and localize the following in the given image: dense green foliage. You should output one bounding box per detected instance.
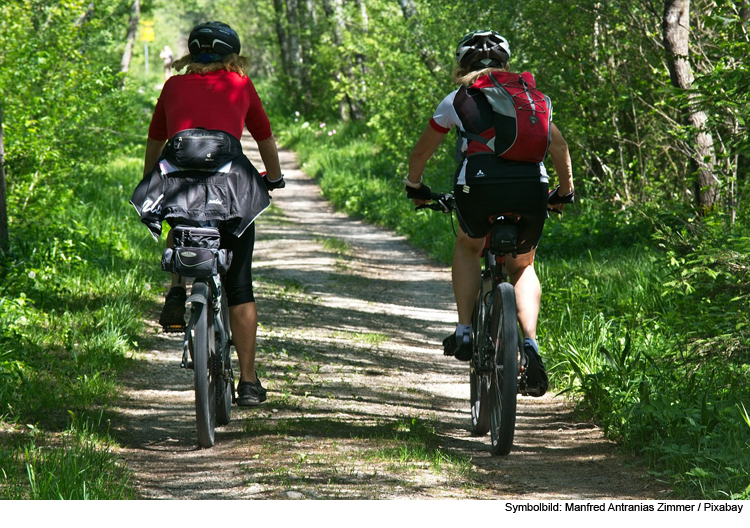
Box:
[542,215,750,497]
[0,0,155,499]
[1,0,748,500]
[232,0,749,212]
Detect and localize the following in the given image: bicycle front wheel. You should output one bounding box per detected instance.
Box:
[488,282,519,456]
[190,282,216,448]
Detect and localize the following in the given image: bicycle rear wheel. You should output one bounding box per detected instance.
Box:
[470,274,492,436]
[488,282,519,456]
[190,282,216,448]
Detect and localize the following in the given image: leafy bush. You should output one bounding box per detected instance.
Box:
[544,211,750,498]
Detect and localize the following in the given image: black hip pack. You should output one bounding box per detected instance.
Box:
[164,128,243,170]
[161,226,232,278]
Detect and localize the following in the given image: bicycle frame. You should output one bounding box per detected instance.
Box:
[472,221,518,371]
[180,277,225,360]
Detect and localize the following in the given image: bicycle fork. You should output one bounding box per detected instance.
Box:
[475,288,495,375]
[180,280,210,370]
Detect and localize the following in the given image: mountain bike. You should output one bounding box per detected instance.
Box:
[418,193,527,456]
[161,225,235,448]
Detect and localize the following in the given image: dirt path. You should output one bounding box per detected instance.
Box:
[113,138,669,500]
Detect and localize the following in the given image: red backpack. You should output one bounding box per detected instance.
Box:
[461,71,552,163]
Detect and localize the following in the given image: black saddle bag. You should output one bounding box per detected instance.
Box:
[164,128,243,170]
[489,223,518,255]
[161,226,232,278]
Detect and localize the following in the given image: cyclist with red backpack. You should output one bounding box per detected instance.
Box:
[405,30,575,396]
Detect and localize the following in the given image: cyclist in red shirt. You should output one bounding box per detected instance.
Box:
[142,22,283,406]
[405,31,575,396]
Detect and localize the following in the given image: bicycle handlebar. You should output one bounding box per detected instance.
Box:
[415,192,564,215]
[415,192,455,213]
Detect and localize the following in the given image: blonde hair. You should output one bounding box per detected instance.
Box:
[172,53,249,77]
[452,65,509,87]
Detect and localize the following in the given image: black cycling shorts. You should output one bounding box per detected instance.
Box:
[454,180,549,254]
[220,222,256,306]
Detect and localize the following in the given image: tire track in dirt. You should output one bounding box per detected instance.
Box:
[113,136,669,500]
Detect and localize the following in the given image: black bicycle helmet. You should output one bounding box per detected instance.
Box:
[455,30,511,70]
[188,21,241,62]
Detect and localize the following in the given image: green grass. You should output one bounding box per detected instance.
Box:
[0,153,158,499]
[369,418,472,475]
[1,413,135,499]
[316,236,353,256]
[240,414,472,492]
[331,330,388,347]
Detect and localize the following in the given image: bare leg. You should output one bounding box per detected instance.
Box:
[504,250,541,340]
[452,227,486,325]
[229,302,259,383]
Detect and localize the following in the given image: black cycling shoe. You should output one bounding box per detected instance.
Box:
[520,341,549,397]
[159,287,187,332]
[443,332,473,362]
[236,377,267,407]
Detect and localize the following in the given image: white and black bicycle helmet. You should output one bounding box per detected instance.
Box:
[455,30,511,70]
[188,21,241,62]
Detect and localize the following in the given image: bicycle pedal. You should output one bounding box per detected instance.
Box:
[518,372,528,394]
[162,324,186,333]
[181,361,194,370]
[520,386,544,396]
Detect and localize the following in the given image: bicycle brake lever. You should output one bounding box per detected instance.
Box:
[437,198,452,214]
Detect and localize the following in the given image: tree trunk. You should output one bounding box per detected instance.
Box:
[75,3,94,27]
[396,0,416,19]
[322,0,358,120]
[299,0,315,113]
[322,0,345,43]
[120,0,140,73]
[397,0,438,77]
[740,0,750,23]
[286,0,302,81]
[347,0,368,120]
[662,0,719,210]
[0,104,8,249]
[273,0,291,77]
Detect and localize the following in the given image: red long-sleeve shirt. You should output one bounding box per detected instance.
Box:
[147,70,272,142]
